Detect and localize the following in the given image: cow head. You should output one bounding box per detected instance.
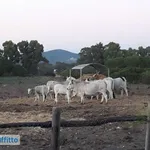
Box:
[27,88,34,97]
[67,79,74,90]
[27,88,31,97]
[85,78,90,82]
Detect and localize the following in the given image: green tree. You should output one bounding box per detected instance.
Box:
[17,40,46,74]
[54,62,73,73]
[104,42,121,59]
[145,46,150,56]
[105,57,125,68]
[77,47,93,64]
[138,46,147,57]
[2,40,20,64]
[38,62,54,76]
[77,42,104,64]
[90,43,104,64]
[0,49,3,58]
[124,56,140,67]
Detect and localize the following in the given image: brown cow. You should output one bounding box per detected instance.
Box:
[79,74,94,81]
[92,74,107,80]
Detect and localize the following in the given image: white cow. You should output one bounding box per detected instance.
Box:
[54,83,72,104]
[85,78,100,100]
[66,76,76,81]
[85,77,115,100]
[47,79,71,93]
[103,77,115,99]
[66,76,81,83]
[47,81,59,91]
[113,77,128,97]
[67,79,108,104]
[28,85,49,102]
[46,81,59,99]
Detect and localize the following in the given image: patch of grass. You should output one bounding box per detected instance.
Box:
[122,120,146,130]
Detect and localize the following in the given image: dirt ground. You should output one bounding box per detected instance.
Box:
[0,76,149,150]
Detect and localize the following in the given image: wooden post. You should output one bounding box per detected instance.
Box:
[80,69,82,81]
[145,102,150,150]
[51,107,60,150]
[69,69,71,77]
[108,68,110,77]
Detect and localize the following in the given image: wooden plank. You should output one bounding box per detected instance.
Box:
[60,115,146,127]
[0,115,146,128]
[51,107,60,150]
[145,101,150,150]
[0,121,51,128]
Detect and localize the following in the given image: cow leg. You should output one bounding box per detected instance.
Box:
[107,91,112,99]
[100,95,104,103]
[67,96,70,104]
[81,95,84,104]
[104,93,108,103]
[124,88,128,96]
[37,94,40,102]
[54,93,58,104]
[42,94,45,102]
[96,94,99,100]
[113,92,116,99]
[43,94,47,102]
[101,92,108,103]
[34,96,37,102]
[91,96,93,100]
[66,91,71,104]
[106,87,113,99]
[34,93,39,102]
[121,89,124,97]
[49,93,53,100]
[107,92,110,99]
[109,91,113,99]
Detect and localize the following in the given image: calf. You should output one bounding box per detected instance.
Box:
[54,83,72,104]
[46,80,59,99]
[28,85,49,102]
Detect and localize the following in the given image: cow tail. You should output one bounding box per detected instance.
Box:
[121,77,126,82]
[103,80,108,89]
[121,77,128,90]
[121,77,127,84]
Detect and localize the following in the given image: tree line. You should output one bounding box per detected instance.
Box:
[0,40,150,83]
[76,42,150,84]
[0,40,49,76]
[0,40,75,77]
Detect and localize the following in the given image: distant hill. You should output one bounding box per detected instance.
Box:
[42,49,79,64]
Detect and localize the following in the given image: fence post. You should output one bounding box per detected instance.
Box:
[145,102,150,150]
[51,107,60,150]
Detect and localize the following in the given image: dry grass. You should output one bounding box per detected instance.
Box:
[0,111,51,123]
[0,94,148,124]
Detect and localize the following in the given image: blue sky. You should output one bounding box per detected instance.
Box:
[0,0,150,53]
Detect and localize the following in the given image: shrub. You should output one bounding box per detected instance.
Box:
[11,65,28,76]
[38,63,55,76]
[141,71,150,84]
[110,67,144,83]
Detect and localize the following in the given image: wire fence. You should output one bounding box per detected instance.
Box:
[0,104,149,150]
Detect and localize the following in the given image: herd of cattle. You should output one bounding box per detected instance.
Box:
[27,74,129,104]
